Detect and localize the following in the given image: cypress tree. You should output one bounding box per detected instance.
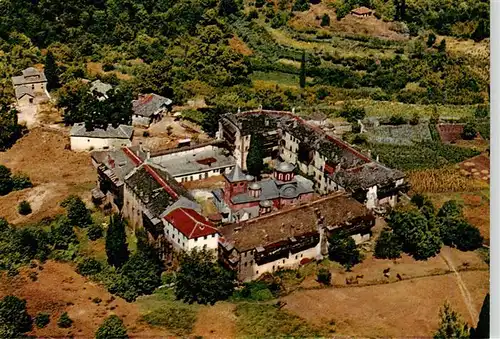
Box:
[246,133,265,178]
[299,50,306,88]
[105,213,129,268]
[44,51,60,91]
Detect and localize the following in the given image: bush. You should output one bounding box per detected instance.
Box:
[462,122,477,140]
[102,63,114,72]
[247,9,259,19]
[374,228,403,259]
[142,131,150,137]
[35,313,50,328]
[60,195,92,227]
[339,104,365,123]
[232,281,274,301]
[409,113,420,125]
[18,201,32,215]
[11,174,33,191]
[87,223,104,241]
[0,295,33,337]
[388,114,407,125]
[141,304,197,336]
[328,231,361,270]
[96,315,128,339]
[76,258,103,276]
[316,268,331,285]
[57,312,73,328]
[320,14,330,27]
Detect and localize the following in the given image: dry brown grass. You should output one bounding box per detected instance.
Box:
[408,167,488,193]
[288,3,408,41]
[86,62,132,80]
[0,261,169,338]
[0,128,96,224]
[229,36,253,56]
[283,268,489,337]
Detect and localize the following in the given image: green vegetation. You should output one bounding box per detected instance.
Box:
[433,302,469,339]
[235,303,328,337]
[370,142,480,171]
[18,201,32,215]
[175,248,235,305]
[328,230,362,270]
[0,165,32,196]
[57,312,73,328]
[87,223,104,241]
[34,313,51,329]
[61,195,92,227]
[0,296,33,338]
[232,281,275,301]
[44,50,60,91]
[0,104,24,151]
[139,289,198,336]
[246,133,265,178]
[317,268,332,285]
[374,228,403,259]
[105,213,129,268]
[95,315,128,339]
[462,122,477,140]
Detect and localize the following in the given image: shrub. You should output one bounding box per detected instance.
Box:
[409,113,420,125]
[102,63,114,72]
[388,114,407,125]
[462,122,477,140]
[474,105,489,118]
[316,268,332,285]
[76,258,103,276]
[427,33,436,47]
[18,201,32,215]
[96,315,128,339]
[11,173,33,191]
[87,223,104,241]
[143,131,150,137]
[247,9,259,19]
[320,14,330,27]
[0,295,33,337]
[255,0,265,7]
[35,313,50,328]
[374,228,403,259]
[57,312,73,328]
[232,281,274,301]
[339,104,365,123]
[60,195,92,227]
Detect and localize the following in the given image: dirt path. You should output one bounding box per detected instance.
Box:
[440,249,479,323]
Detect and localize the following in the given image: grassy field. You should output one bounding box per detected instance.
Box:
[250,71,302,87]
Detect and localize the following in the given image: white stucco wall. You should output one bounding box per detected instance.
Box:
[163,219,219,252]
[70,136,132,151]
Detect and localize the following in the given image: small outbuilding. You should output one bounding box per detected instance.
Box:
[132,93,172,127]
[351,6,374,17]
[70,123,134,151]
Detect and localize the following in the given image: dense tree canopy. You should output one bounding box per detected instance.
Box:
[328,231,362,270]
[175,248,236,305]
[61,195,92,227]
[0,104,23,151]
[0,295,32,338]
[105,213,129,268]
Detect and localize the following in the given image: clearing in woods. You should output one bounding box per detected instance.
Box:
[0,127,96,224]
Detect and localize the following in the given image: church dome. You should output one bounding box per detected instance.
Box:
[259,200,272,208]
[276,162,295,173]
[249,182,261,190]
[246,174,255,182]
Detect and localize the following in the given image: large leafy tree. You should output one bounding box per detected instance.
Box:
[0,295,33,338]
[60,195,92,227]
[95,315,128,339]
[50,216,78,250]
[374,228,402,259]
[328,230,361,270]
[175,248,236,305]
[246,133,265,178]
[433,302,470,339]
[105,213,129,268]
[388,209,442,260]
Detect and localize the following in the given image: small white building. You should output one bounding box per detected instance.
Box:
[163,207,219,252]
[70,123,134,151]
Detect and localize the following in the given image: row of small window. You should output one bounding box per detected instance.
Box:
[166,228,215,241]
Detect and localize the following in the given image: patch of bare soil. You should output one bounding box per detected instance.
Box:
[229,36,253,55]
[283,270,489,337]
[0,127,96,224]
[0,261,169,338]
[193,302,237,338]
[289,3,408,41]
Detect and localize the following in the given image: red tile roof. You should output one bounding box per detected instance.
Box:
[123,147,143,166]
[164,208,218,239]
